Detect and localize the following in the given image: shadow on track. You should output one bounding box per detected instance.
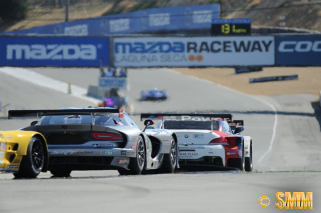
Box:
[311,101,321,132]
[175,164,240,174]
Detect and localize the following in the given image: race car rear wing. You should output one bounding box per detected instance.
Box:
[228,120,244,127]
[8,108,123,119]
[140,113,232,121]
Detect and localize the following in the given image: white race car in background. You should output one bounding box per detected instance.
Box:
[141,114,253,172]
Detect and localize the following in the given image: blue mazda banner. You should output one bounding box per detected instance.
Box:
[276,35,321,66]
[0,36,109,67]
[3,4,220,36]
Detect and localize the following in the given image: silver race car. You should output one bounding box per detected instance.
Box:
[8,108,179,177]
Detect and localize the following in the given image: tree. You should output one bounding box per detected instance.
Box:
[0,0,29,22]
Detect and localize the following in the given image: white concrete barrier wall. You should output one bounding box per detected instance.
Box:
[87,85,105,100]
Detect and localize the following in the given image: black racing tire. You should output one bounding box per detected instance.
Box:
[127,136,146,175]
[245,143,253,172]
[13,136,45,179]
[158,137,177,173]
[50,169,72,177]
[235,142,245,171]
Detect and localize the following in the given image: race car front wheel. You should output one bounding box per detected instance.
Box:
[123,136,145,175]
[13,136,45,179]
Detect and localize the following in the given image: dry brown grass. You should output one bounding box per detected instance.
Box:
[2,1,112,32]
[173,67,321,96]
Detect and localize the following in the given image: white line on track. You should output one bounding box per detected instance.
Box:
[0,67,100,104]
[168,68,278,165]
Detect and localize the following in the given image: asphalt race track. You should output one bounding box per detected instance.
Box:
[0,67,320,213]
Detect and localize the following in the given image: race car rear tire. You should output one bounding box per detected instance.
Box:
[234,143,245,171]
[127,136,146,175]
[158,138,177,173]
[13,136,45,179]
[50,169,72,177]
[245,144,253,172]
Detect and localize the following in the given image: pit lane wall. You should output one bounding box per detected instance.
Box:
[0,35,321,67]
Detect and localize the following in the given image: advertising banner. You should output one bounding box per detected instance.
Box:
[3,4,220,36]
[98,77,127,91]
[234,67,263,74]
[0,36,109,67]
[114,36,275,67]
[249,75,298,83]
[276,36,321,66]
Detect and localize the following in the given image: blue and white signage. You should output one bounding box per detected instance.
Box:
[276,36,321,66]
[99,77,127,91]
[211,18,251,24]
[114,36,274,67]
[0,36,109,67]
[3,4,220,36]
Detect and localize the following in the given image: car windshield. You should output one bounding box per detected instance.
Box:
[163,120,218,130]
[39,114,128,126]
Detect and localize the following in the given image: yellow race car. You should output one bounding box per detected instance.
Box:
[0,131,49,178]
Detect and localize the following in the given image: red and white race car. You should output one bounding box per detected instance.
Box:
[141,114,253,172]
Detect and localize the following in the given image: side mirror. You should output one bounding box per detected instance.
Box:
[234,126,244,134]
[143,119,154,132]
[144,119,154,126]
[30,121,38,126]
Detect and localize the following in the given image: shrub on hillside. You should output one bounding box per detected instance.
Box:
[0,0,29,22]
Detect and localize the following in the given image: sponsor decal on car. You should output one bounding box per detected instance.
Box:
[121,150,135,157]
[0,160,3,165]
[50,150,93,155]
[100,150,112,155]
[129,142,136,149]
[0,152,4,158]
[0,142,6,150]
[7,165,19,169]
[116,158,130,164]
[179,152,198,157]
[92,143,113,148]
[227,152,236,155]
[193,134,204,139]
[6,136,12,139]
[13,159,21,163]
